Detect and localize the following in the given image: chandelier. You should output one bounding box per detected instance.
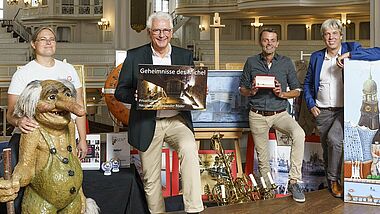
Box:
[98,18,110,31]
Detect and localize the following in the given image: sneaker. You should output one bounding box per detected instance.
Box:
[288,182,305,203]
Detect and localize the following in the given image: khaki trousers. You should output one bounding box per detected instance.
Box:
[139,115,204,213]
[249,111,305,183]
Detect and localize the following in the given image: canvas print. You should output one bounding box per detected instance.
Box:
[137,64,207,110]
[253,136,327,194]
[191,71,250,128]
[343,60,380,205]
[171,150,237,197]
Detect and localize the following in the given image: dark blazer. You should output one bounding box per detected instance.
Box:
[115,43,194,152]
[303,42,380,110]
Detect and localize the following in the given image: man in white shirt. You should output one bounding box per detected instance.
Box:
[115,12,203,214]
[304,18,380,198]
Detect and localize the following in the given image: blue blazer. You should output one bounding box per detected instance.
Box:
[303,42,380,110]
[115,43,194,152]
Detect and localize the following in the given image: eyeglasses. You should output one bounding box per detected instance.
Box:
[150,28,172,35]
[36,37,56,44]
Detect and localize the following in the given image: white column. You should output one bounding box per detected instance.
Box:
[370,0,380,47]
[341,13,347,42]
[199,15,211,41]
[111,0,128,50]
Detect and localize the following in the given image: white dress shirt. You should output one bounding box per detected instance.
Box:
[151,44,179,118]
[316,48,344,108]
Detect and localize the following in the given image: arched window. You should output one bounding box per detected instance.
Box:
[287,24,306,40]
[359,22,370,40]
[57,27,71,42]
[154,0,169,13]
[311,24,322,40]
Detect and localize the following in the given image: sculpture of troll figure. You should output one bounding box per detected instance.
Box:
[0,79,99,213]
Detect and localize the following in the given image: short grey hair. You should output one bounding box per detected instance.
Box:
[146,11,173,29]
[320,19,343,37]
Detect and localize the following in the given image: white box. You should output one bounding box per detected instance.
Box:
[81,134,101,170]
[105,132,130,168]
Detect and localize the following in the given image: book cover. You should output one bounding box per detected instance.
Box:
[137,64,208,110]
[81,134,101,170]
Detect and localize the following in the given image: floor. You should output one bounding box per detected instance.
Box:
[169,189,379,214]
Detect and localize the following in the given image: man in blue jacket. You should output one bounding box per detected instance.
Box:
[303,18,380,198]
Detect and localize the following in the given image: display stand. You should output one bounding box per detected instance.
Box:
[194,128,243,178]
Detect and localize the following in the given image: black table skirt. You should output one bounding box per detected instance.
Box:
[82,164,150,214]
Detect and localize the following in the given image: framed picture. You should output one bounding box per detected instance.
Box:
[171,150,237,198]
[130,148,171,197]
[191,71,250,128]
[81,134,101,170]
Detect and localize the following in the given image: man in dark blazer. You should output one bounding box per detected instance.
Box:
[115,12,203,214]
[304,18,380,198]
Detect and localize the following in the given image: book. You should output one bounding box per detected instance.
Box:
[81,134,101,170]
[137,64,208,110]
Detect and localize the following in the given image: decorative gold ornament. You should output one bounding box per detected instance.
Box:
[205,133,277,206]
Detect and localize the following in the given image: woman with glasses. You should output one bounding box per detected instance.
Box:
[2,26,88,213]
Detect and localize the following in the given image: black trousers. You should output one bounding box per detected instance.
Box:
[0,134,24,214]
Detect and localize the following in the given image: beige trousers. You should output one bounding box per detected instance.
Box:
[139,115,204,213]
[249,111,305,184]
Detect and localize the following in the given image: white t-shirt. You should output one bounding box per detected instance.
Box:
[8,59,82,134]
[8,59,82,95]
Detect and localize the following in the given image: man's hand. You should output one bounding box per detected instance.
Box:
[250,78,259,96]
[310,106,321,117]
[0,177,20,203]
[77,138,88,160]
[272,80,284,98]
[336,52,350,68]
[17,117,39,134]
[134,89,138,101]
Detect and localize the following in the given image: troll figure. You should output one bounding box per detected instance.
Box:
[0,80,97,213]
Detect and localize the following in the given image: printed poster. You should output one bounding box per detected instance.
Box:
[137,64,207,110]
